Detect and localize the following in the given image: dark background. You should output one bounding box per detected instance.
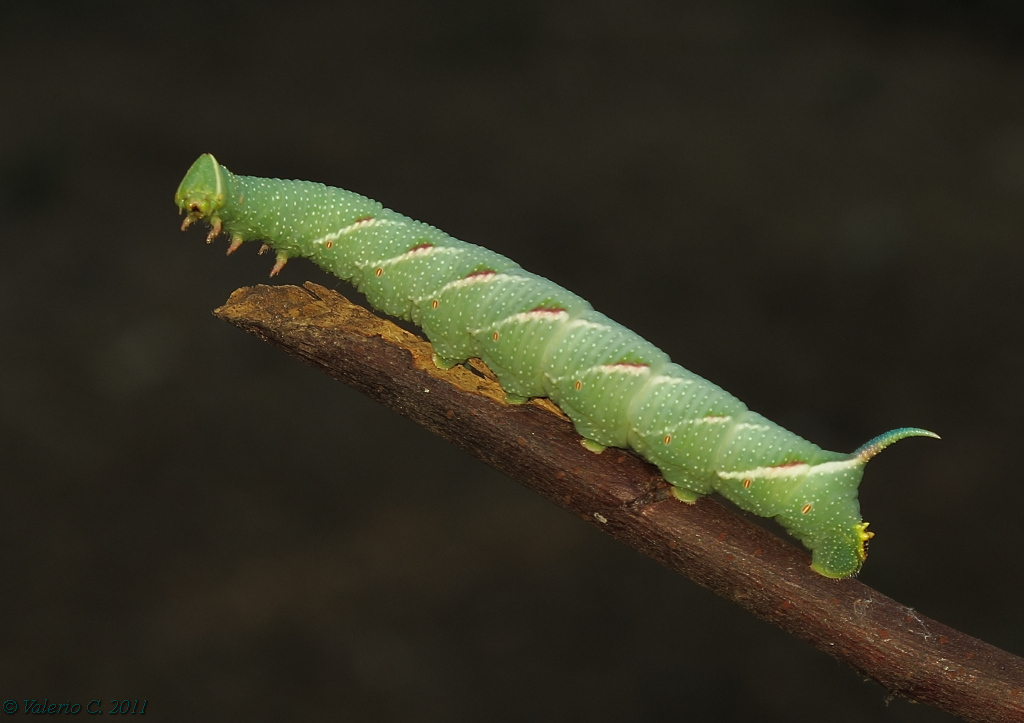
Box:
[2,2,1022,720]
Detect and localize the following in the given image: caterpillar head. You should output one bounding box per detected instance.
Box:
[783,427,939,578]
[175,153,228,234]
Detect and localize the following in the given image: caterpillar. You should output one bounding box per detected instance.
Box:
[175,153,937,579]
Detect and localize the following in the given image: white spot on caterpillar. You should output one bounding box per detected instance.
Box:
[593,512,608,524]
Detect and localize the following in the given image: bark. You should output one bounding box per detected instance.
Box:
[214,282,1024,723]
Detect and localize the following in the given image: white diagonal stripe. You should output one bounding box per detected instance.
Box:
[589,363,652,376]
[437,271,526,296]
[377,244,454,268]
[717,463,811,481]
[312,216,397,246]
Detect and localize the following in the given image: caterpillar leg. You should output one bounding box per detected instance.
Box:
[580,438,607,454]
[670,486,701,503]
[807,522,874,579]
[206,216,222,243]
[432,353,463,370]
[269,253,289,277]
[661,467,714,502]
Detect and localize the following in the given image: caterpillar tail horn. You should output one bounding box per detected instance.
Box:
[853,427,940,463]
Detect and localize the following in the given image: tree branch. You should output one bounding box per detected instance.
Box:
[214,282,1024,723]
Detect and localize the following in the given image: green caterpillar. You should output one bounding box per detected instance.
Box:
[175,153,937,578]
